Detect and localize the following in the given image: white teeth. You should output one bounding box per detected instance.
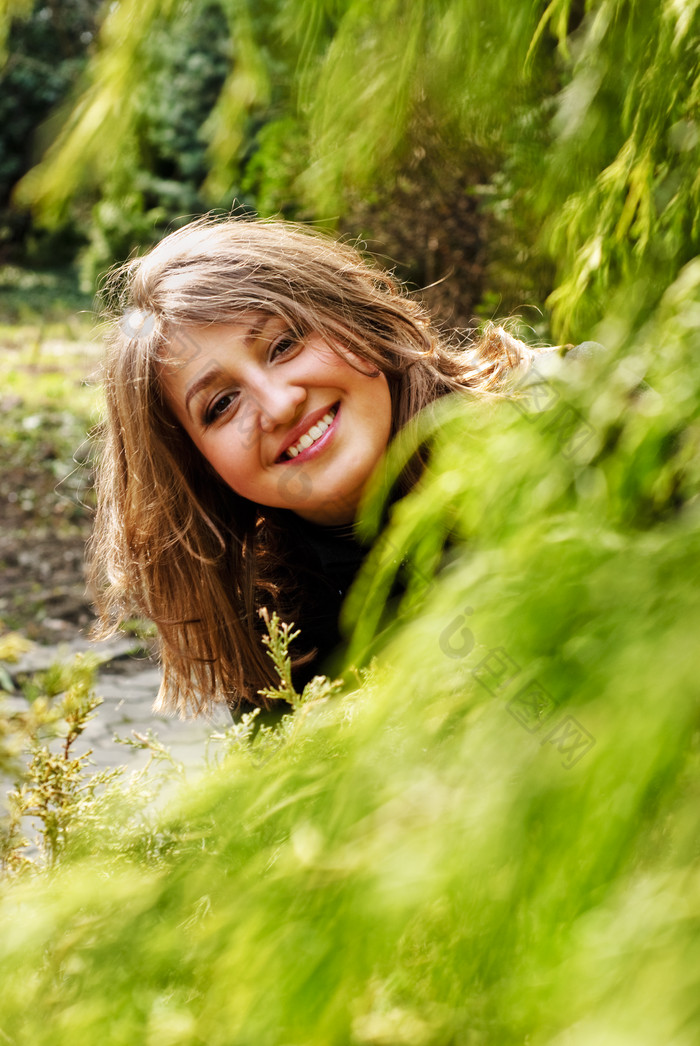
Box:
[284,406,337,459]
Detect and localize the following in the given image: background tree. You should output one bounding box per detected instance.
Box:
[0,0,101,261]
[5,0,699,339]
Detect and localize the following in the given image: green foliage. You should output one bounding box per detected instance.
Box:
[285,0,700,337]
[0,0,33,62]
[0,609,342,875]
[0,631,32,766]
[76,3,234,288]
[531,0,700,337]
[0,263,93,325]
[0,651,195,874]
[13,0,699,334]
[3,1,235,282]
[0,653,113,872]
[0,0,100,257]
[1,7,699,1039]
[257,606,344,712]
[0,263,699,1039]
[3,663,106,870]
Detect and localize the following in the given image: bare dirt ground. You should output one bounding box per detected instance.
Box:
[0,456,94,643]
[0,335,101,645]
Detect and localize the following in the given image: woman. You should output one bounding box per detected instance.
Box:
[90,217,540,715]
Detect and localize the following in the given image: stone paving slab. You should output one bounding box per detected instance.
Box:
[3,635,234,780]
[79,667,234,774]
[8,634,144,678]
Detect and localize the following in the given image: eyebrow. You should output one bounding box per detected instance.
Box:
[181,315,286,419]
[184,366,227,418]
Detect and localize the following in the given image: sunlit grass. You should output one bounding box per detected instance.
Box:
[0,338,100,415]
[0,287,101,569]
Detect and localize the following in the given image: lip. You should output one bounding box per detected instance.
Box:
[276,402,340,464]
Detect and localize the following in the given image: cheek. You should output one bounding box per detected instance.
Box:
[202,436,253,485]
[367,371,393,424]
[196,402,263,472]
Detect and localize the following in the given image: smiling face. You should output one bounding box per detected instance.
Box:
[159,314,393,526]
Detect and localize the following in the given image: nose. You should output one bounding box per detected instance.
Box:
[254,374,306,433]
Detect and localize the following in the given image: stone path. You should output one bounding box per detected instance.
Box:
[3,634,233,777]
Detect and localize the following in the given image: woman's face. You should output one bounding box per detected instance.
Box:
[160,314,393,525]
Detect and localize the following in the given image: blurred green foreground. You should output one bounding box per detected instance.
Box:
[1,265,699,1043]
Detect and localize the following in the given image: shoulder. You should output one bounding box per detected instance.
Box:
[564,340,606,362]
[513,340,606,388]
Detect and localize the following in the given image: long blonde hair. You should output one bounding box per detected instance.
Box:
[90,216,537,715]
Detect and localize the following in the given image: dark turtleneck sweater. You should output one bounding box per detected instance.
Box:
[278,511,370,690]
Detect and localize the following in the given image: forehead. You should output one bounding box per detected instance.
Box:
[162,311,285,367]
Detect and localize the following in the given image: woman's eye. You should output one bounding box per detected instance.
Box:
[270,333,299,360]
[205,392,238,424]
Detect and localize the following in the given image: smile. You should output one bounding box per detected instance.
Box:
[278,404,339,462]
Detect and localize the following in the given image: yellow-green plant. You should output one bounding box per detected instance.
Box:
[0,610,344,877]
[8,0,698,338]
[0,656,119,873]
